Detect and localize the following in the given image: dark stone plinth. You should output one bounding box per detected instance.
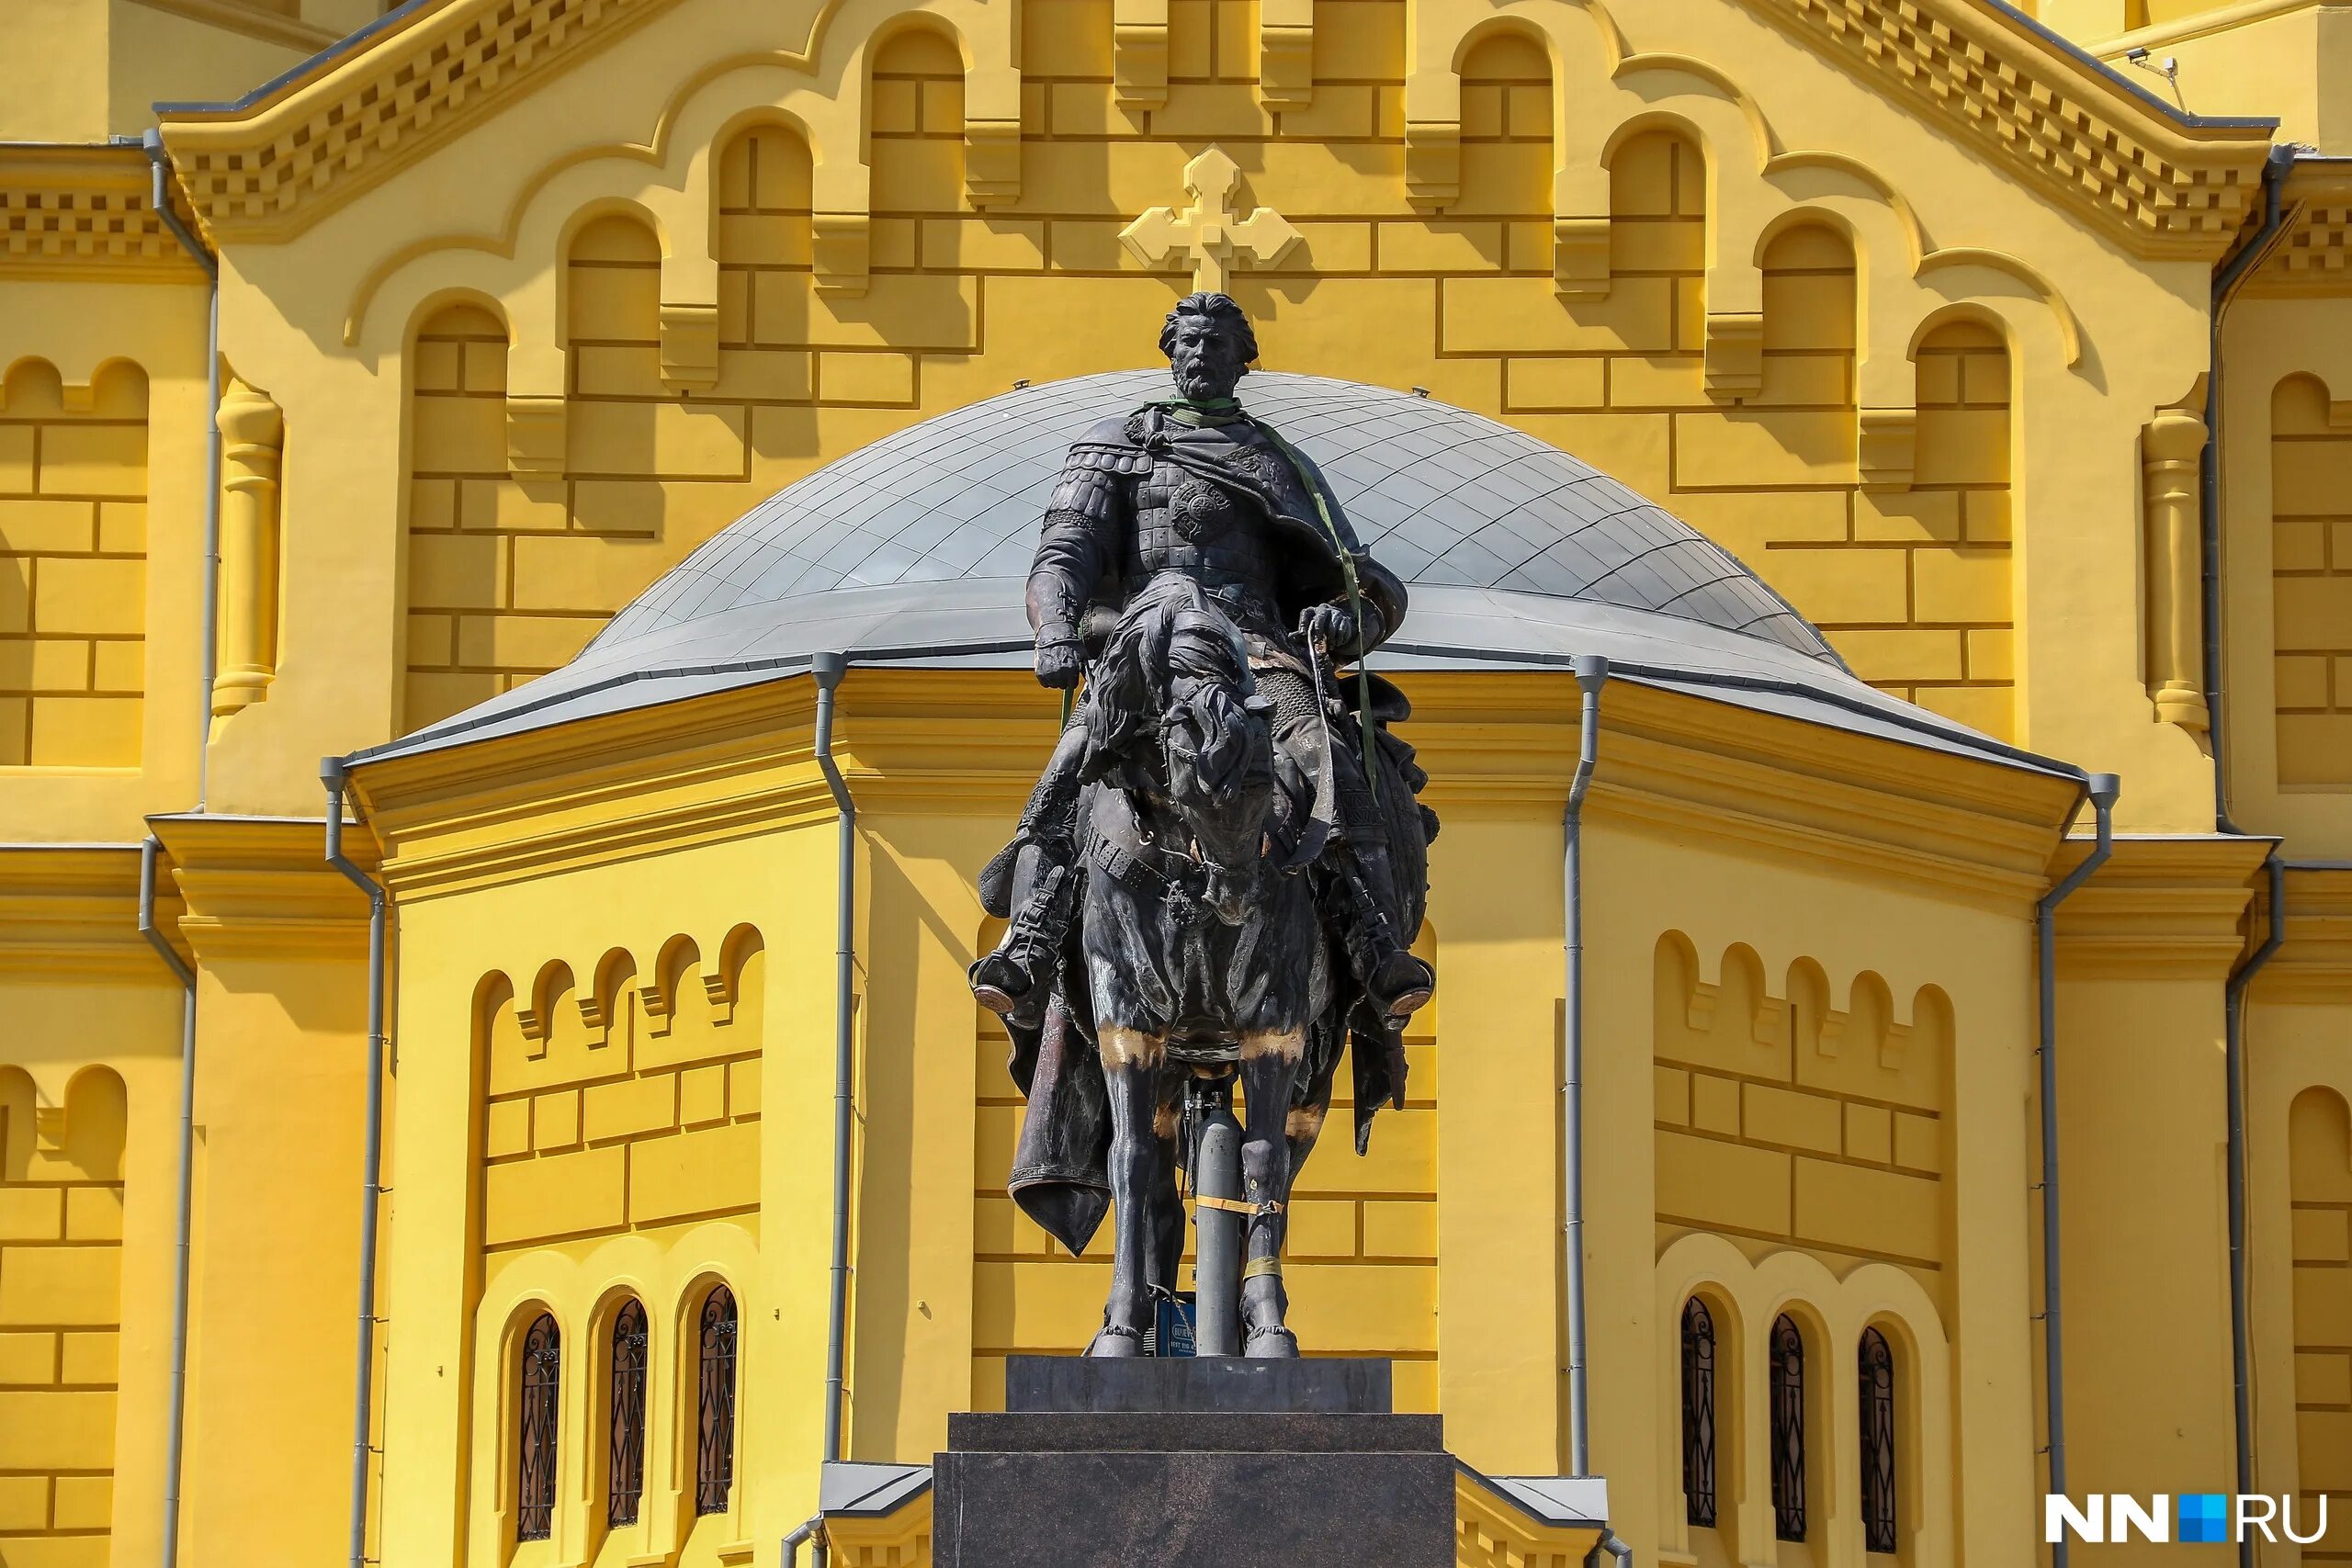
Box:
[1003,1352,1393,1413]
[935,1359,1453,1568]
[951,1411,1442,1453]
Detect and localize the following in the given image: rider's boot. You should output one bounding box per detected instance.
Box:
[1320,838,1434,1021]
[969,859,1074,1031]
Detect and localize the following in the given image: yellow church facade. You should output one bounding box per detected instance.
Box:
[0,0,2348,1564]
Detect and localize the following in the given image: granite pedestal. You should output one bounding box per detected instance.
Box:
[932,1358,1453,1568]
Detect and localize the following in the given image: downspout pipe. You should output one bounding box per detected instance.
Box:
[141,131,223,805]
[1584,1527,1634,1567]
[2227,853,2286,1568]
[137,838,197,1568]
[322,759,389,1568]
[2199,144,2298,833]
[2036,771,2120,1568]
[1562,653,1608,1479]
[809,652,856,1550]
[783,1515,825,1567]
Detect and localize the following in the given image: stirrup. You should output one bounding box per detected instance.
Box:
[1371,954,1434,1021]
[968,953,1031,1018]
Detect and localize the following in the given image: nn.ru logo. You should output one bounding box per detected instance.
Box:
[2044,1493,2328,1544]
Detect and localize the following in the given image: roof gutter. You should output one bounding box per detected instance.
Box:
[2200,144,2300,833]
[2035,771,2120,1568]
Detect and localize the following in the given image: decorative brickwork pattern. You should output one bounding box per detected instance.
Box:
[0,149,202,277]
[478,934,763,1251]
[1734,0,2267,254]
[2290,1087,2352,1562]
[0,362,148,767]
[0,1068,126,1568]
[2271,374,2352,787]
[164,0,676,242]
[1654,937,1950,1305]
[969,926,1439,1409]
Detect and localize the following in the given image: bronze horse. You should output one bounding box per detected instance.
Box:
[1069,573,1333,1356]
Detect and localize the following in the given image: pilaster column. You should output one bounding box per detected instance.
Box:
[2143,405,2211,733]
[212,378,283,716]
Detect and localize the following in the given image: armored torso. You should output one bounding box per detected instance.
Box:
[1122,418,1309,637]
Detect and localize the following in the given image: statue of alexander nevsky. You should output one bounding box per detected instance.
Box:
[970,293,1439,1356]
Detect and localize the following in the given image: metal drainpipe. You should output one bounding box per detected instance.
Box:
[136,839,198,1568]
[1584,1527,1634,1567]
[1561,653,1608,1479]
[322,759,390,1568]
[2199,145,2298,833]
[133,129,221,1568]
[2226,853,2286,1568]
[140,130,223,806]
[809,652,856,1564]
[2035,771,2119,1568]
[783,1514,824,1566]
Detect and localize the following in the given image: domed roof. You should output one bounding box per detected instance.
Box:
[592,370,1836,662]
[354,371,2072,779]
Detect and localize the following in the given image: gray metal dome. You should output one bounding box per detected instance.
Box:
[593,370,1836,662]
[354,371,2074,780]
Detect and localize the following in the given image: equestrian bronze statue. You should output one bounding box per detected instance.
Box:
[971,294,1439,1358]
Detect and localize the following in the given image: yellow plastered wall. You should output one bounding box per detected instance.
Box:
[0,358,148,768]
[2290,1086,2352,1562]
[2270,373,2352,787]
[0,1066,127,1568]
[1652,935,1951,1309]
[469,931,765,1565]
[968,926,1442,1413]
[480,935,765,1253]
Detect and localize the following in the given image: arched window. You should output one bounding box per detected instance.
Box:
[1679,1297,1717,1527]
[695,1285,740,1514]
[1860,1326,1897,1553]
[1770,1314,1807,1542]
[517,1314,561,1541]
[608,1301,649,1527]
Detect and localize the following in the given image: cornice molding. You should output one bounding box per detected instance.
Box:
[126,0,342,51]
[0,146,209,282]
[0,844,183,978]
[152,0,2278,257]
[2266,863,2352,1000]
[351,668,2081,913]
[159,0,684,245]
[1732,0,2275,258]
[2051,835,2275,978]
[150,816,377,963]
[2247,163,2352,298]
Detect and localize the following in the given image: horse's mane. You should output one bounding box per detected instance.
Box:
[1081,575,1260,796]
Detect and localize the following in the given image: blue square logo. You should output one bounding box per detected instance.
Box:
[2179,1494,2229,1544]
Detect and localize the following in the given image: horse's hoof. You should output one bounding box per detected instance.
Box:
[1244,1324,1300,1359]
[1087,1323,1146,1358]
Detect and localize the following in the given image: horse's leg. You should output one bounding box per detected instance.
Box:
[1238,1029,1306,1358]
[1090,1025,1164,1358]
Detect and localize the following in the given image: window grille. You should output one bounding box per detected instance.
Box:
[1679,1297,1717,1528]
[695,1285,739,1515]
[1770,1314,1807,1542]
[1860,1326,1897,1553]
[608,1301,649,1527]
[517,1314,561,1542]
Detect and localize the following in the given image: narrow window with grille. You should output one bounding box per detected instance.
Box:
[1770,1314,1807,1542]
[1679,1297,1717,1528]
[608,1301,649,1527]
[517,1314,561,1542]
[1860,1326,1897,1553]
[695,1285,740,1514]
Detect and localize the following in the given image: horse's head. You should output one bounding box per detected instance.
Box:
[1088,577,1275,925]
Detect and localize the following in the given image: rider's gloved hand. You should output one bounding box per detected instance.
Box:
[1301,602,1355,653]
[1035,638,1086,689]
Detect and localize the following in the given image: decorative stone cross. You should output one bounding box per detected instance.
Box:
[1121,148,1302,293]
